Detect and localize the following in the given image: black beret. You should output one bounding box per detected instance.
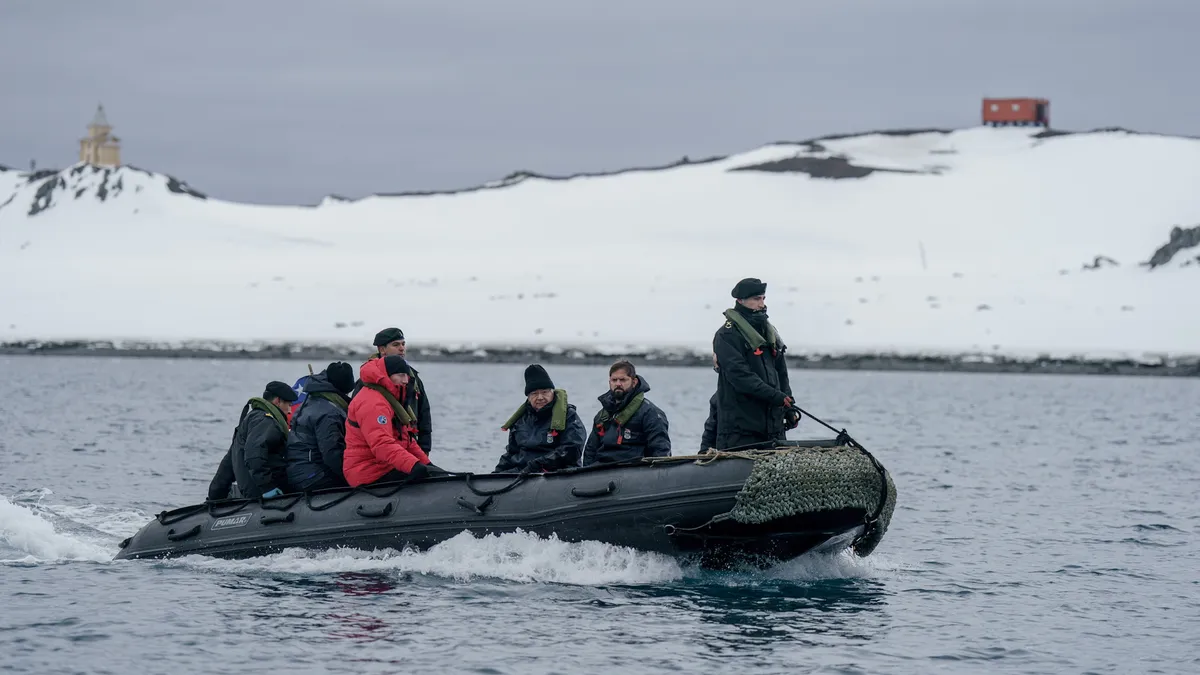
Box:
[373,327,405,347]
[263,380,298,403]
[731,278,767,299]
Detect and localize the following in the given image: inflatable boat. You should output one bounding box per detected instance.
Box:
[115,438,897,569]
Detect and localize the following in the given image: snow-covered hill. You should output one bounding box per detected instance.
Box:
[1,126,1198,368]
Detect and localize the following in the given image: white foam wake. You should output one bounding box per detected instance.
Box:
[0,494,114,564]
[168,530,687,586]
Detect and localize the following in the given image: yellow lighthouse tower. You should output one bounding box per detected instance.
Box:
[78,104,121,166]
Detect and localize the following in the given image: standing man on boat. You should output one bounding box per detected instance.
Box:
[207,381,299,500]
[494,365,587,473]
[351,327,433,457]
[712,278,799,450]
[285,362,356,491]
[582,360,671,465]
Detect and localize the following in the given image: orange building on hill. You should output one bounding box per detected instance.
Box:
[982,98,1049,127]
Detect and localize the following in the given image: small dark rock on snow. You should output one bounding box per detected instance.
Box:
[1145,224,1200,269]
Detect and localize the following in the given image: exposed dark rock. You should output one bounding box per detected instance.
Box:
[95,169,112,202]
[1031,129,1074,139]
[165,176,207,199]
[1145,225,1200,269]
[730,154,928,179]
[29,176,65,216]
[25,169,57,183]
[1082,255,1119,270]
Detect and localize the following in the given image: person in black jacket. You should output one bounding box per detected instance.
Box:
[351,327,433,456]
[583,360,671,465]
[712,278,799,450]
[494,365,587,473]
[285,362,355,491]
[207,381,298,500]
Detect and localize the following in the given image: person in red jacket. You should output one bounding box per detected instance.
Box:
[343,355,443,486]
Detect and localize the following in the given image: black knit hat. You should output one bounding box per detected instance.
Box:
[373,327,405,347]
[523,364,555,395]
[383,355,411,377]
[263,380,299,403]
[731,277,767,299]
[326,361,355,395]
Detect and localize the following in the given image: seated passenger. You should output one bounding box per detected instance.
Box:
[583,360,671,466]
[207,381,298,500]
[350,327,433,457]
[343,355,439,486]
[494,365,586,473]
[286,362,356,491]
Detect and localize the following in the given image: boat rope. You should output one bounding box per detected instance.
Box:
[462,467,534,497]
[784,405,892,528]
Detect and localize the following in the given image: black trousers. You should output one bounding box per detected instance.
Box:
[717,431,785,451]
[298,474,348,492]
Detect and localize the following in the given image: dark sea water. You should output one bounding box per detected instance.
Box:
[1,355,1197,674]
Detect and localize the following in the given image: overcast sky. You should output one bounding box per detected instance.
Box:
[1,0,1195,205]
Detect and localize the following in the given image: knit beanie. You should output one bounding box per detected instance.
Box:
[523,364,555,395]
[384,355,411,376]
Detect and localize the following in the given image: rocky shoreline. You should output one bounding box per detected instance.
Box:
[2,340,1198,377]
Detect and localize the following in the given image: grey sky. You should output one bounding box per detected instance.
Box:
[1,0,1196,205]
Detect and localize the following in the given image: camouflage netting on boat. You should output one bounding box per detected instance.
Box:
[726,446,897,555]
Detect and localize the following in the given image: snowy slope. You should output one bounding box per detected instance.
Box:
[1,126,1198,363]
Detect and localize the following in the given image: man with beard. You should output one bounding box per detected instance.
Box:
[583,360,671,465]
[712,278,798,450]
[351,327,433,456]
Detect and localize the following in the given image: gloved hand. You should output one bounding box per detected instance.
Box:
[784,408,801,430]
[424,463,450,477]
[406,463,430,481]
[261,487,283,499]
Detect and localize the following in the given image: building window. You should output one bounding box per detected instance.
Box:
[1012,103,1020,111]
[990,104,999,111]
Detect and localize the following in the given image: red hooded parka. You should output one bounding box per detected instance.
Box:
[343,358,429,486]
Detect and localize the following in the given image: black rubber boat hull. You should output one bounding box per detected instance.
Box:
[115,442,893,569]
